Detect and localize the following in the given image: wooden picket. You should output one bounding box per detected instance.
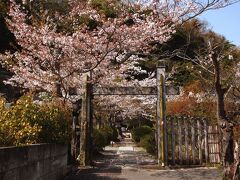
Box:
[191,119,196,164]
[166,116,222,166]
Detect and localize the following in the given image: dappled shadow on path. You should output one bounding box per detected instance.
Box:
[65,138,159,180]
[65,138,222,180]
[150,167,222,180]
[65,166,126,180]
[65,149,125,180]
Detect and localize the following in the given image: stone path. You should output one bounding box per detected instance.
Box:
[65,138,222,180]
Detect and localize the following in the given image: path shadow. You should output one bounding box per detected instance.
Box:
[150,167,222,180]
[65,166,125,180]
[94,150,119,161]
[68,176,126,180]
[66,138,159,180]
[66,173,126,180]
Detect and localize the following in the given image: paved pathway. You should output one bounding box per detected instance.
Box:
[66,138,222,180]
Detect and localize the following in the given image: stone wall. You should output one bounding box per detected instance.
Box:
[0,144,68,180]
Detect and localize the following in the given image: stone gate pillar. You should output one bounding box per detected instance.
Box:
[156,64,167,166]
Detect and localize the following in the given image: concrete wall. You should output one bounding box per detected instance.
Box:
[0,144,68,180]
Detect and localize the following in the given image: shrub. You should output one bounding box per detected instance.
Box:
[100,125,119,144]
[166,96,218,124]
[139,132,156,155]
[131,125,152,142]
[0,94,71,146]
[112,127,119,141]
[31,99,71,144]
[100,125,114,144]
[127,118,154,130]
[93,128,107,152]
[92,125,119,153]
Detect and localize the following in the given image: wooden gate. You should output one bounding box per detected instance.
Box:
[165,116,222,166]
[77,66,180,166]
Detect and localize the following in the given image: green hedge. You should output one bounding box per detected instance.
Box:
[139,133,156,155]
[93,128,107,152]
[92,125,119,153]
[101,125,118,143]
[131,125,156,155]
[131,125,152,142]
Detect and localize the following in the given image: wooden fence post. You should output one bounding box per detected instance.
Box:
[216,125,221,163]
[178,117,183,165]
[204,120,209,163]
[197,119,203,164]
[209,126,213,163]
[171,117,175,165]
[184,117,189,165]
[191,117,196,165]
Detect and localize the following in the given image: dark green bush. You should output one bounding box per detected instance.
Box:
[139,133,156,155]
[100,125,119,144]
[92,125,119,153]
[131,125,152,142]
[127,118,154,130]
[112,127,119,141]
[101,125,114,144]
[93,128,107,152]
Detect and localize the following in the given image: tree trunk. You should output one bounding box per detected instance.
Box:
[233,141,240,180]
[53,82,62,97]
[217,91,235,179]
[213,55,235,179]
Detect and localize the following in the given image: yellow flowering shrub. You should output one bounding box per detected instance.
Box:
[0,94,71,146]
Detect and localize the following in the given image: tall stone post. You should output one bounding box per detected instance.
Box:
[79,73,93,166]
[156,65,167,166]
[79,74,89,166]
[86,71,93,165]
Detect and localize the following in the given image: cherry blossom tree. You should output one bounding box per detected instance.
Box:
[1,0,237,99]
[1,0,175,97]
[1,0,239,173]
[94,94,156,120]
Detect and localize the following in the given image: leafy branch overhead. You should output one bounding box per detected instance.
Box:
[1,0,238,98]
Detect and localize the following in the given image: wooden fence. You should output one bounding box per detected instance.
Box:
[165,116,222,166]
[208,125,222,164]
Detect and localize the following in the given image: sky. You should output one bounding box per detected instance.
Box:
[199,2,240,46]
